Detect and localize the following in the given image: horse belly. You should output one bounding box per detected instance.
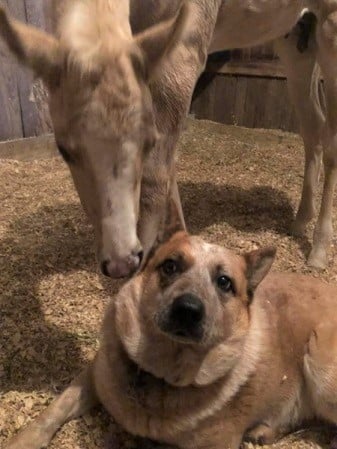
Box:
[209,0,306,52]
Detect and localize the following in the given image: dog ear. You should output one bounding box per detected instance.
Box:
[0,6,62,88]
[244,247,276,295]
[135,2,189,77]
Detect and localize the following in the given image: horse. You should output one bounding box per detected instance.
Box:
[0,0,335,270]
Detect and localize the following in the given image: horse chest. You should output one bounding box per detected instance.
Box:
[209,0,307,51]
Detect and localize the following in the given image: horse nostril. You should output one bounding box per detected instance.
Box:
[101,260,110,277]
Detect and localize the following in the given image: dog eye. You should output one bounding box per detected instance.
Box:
[161,259,178,276]
[217,275,233,293]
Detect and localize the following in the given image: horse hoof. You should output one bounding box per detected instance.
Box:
[307,247,327,270]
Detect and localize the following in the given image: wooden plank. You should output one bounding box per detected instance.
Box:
[6,0,34,138]
[242,77,263,128]
[0,134,57,160]
[0,47,23,139]
[0,0,24,140]
[190,74,299,132]
[18,0,52,137]
[206,59,323,82]
[212,76,237,125]
[0,0,53,141]
[233,77,248,126]
[206,59,286,79]
[206,45,283,78]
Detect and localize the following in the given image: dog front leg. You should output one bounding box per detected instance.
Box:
[4,365,98,449]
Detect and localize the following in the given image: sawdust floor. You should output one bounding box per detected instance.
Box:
[1,119,337,449]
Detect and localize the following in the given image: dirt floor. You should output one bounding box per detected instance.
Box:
[1,118,337,448]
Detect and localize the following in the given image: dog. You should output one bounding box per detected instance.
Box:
[5,209,337,449]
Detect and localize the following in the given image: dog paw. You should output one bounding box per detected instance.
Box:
[243,423,279,446]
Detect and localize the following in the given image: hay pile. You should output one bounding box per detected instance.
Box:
[0,119,336,449]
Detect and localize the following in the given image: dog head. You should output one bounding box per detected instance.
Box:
[114,203,275,387]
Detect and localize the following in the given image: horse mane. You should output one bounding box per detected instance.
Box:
[59,0,132,72]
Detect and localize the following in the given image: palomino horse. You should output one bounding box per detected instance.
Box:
[130,0,337,270]
[0,1,336,271]
[0,0,194,278]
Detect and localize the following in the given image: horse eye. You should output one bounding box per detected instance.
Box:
[57,144,74,164]
[161,259,179,276]
[217,275,233,293]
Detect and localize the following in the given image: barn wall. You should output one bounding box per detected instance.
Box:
[0,4,299,141]
[191,45,299,133]
[191,73,299,133]
[0,0,53,141]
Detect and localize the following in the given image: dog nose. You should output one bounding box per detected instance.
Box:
[167,294,205,339]
[101,250,143,278]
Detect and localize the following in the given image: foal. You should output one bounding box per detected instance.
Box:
[131,0,337,270]
[0,0,191,278]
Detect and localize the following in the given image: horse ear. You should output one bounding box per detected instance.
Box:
[141,194,186,269]
[0,6,62,87]
[135,2,190,77]
[158,194,186,245]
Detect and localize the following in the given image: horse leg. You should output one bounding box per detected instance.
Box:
[274,29,325,240]
[307,6,337,268]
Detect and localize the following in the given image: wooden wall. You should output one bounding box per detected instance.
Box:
[0,0,53,141]
[0,4,299,141]
[191,46,299,133]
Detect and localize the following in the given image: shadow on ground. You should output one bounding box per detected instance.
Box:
[0,203,98,393]
[180,181,312,257]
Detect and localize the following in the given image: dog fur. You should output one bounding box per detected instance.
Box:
[5,225,337,449]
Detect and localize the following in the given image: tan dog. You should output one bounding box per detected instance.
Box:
[5,221,337,448]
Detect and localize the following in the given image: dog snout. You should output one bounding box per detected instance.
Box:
[165,293,205,341]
